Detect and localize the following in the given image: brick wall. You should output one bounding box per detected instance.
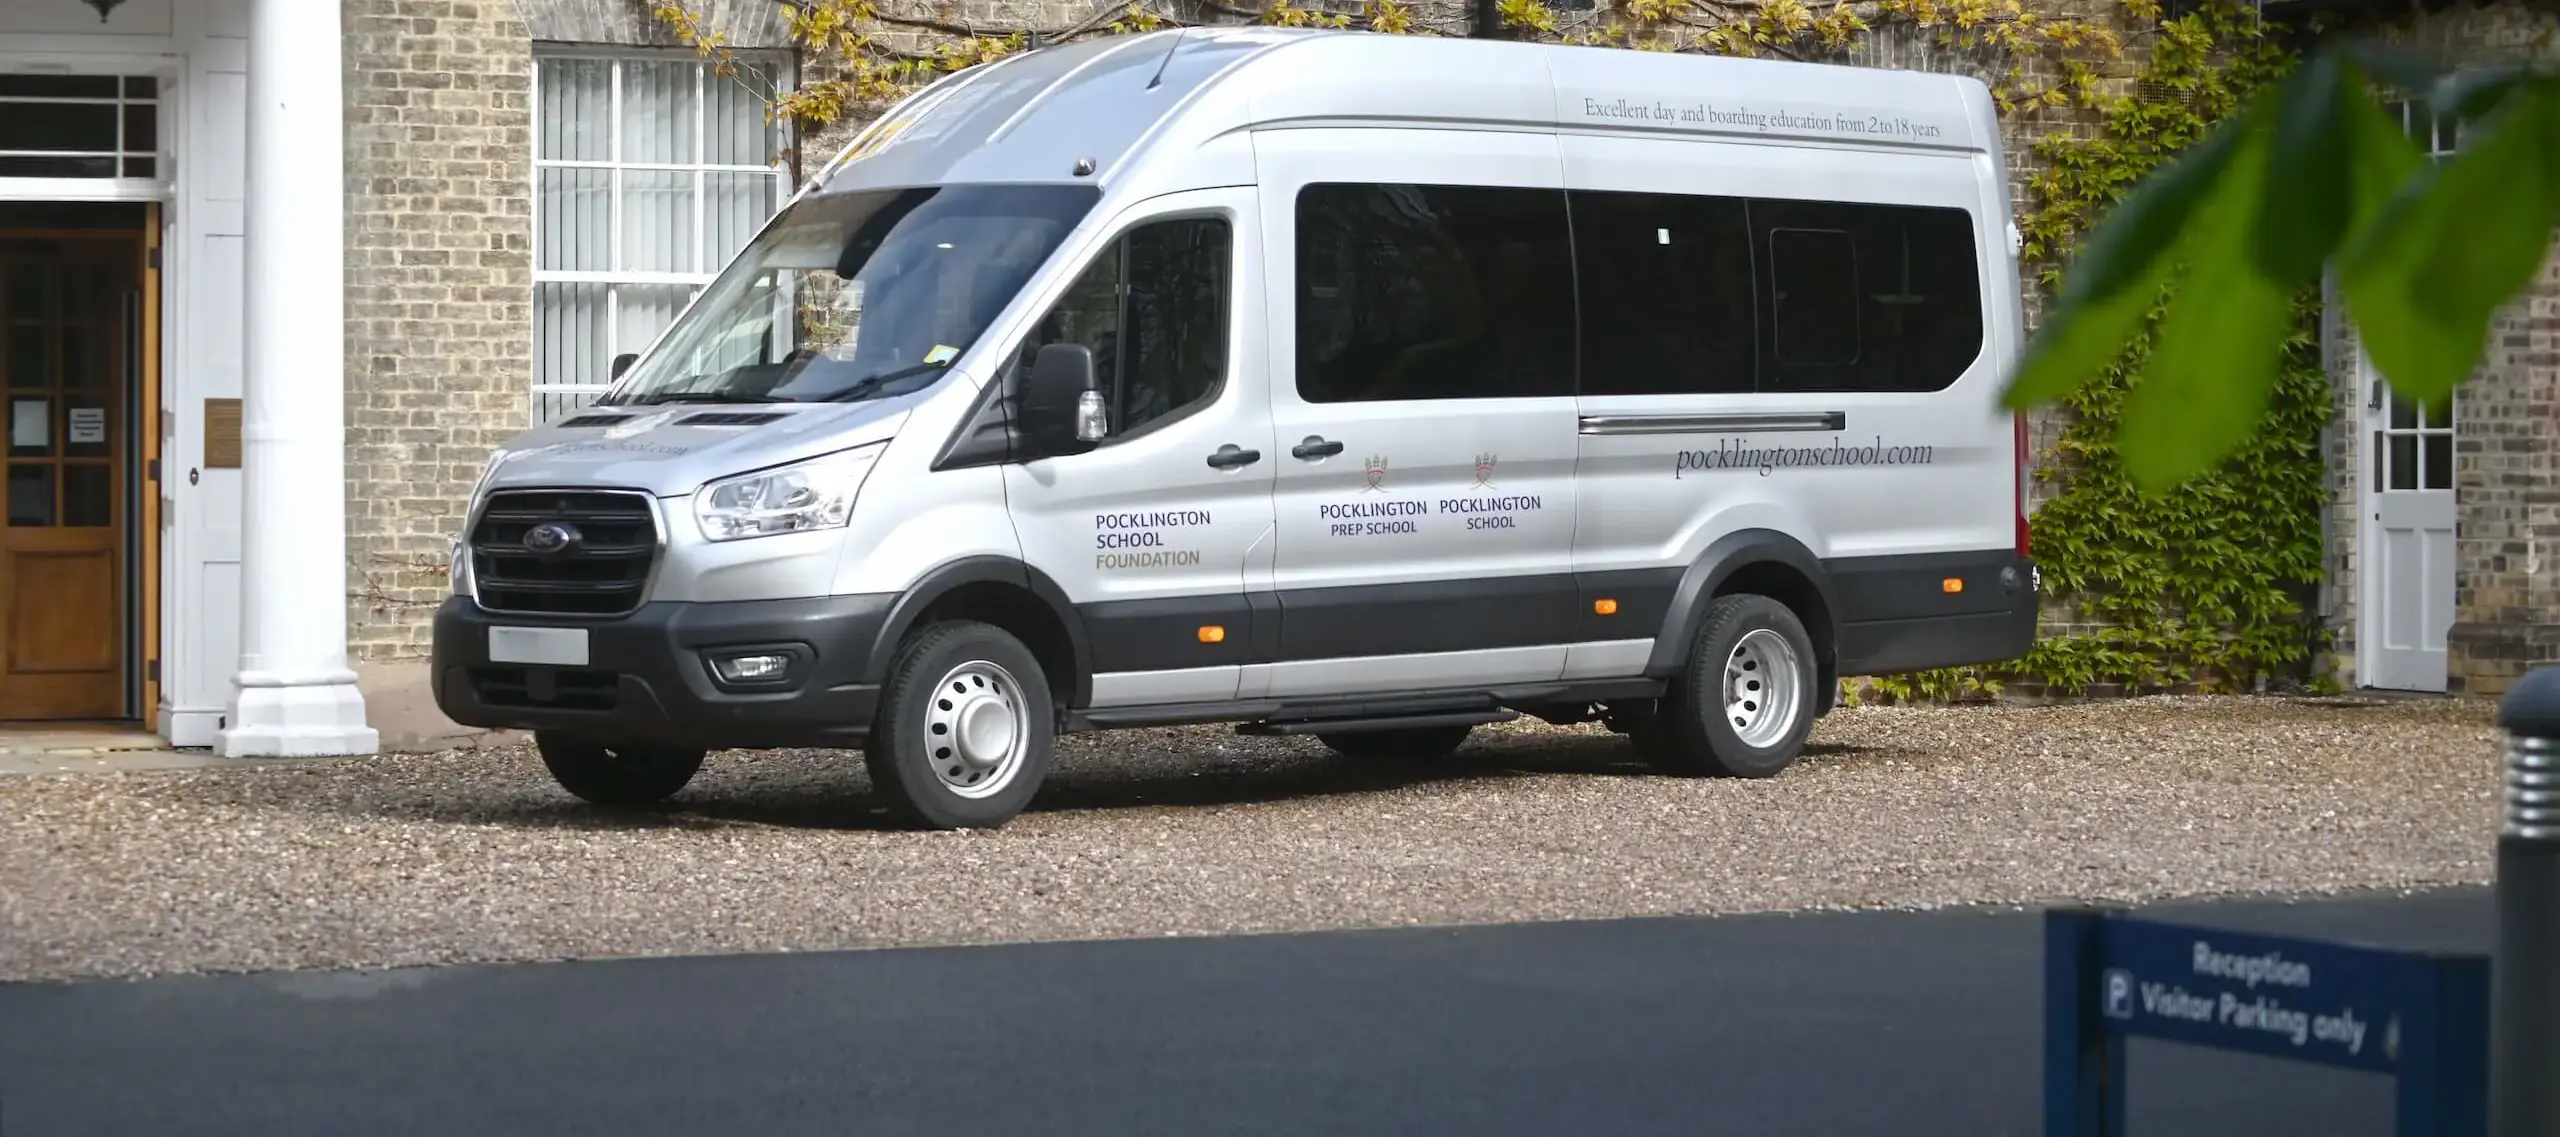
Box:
[2444,219,2560,695]
[340,0,536,660]
[2320,0,2560,696]
[2319,266,2363,686]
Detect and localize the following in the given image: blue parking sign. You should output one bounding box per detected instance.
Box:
[2045,908,2487,1137]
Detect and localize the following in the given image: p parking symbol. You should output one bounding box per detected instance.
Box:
[2101,969,2134,1020]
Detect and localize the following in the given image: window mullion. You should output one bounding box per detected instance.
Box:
[695,62,709,277]
[530,57,546,396]
[609,59,624,280]
[608,59,625,377]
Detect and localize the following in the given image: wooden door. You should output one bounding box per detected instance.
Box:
[1,233,135,721]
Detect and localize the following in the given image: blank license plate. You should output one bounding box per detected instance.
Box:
[489,626,590,667]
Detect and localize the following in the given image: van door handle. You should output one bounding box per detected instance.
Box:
[1291,436,1344,460]
[1206,444,1261,469]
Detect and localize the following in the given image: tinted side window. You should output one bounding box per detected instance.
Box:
[1018,215,1231,438]
[1118,218,1230,432]
[1569,189,1757,397]
[1295,183,1576,403]
[1751,199,1982,394]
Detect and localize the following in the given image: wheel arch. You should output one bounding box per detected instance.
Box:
[1644,528,1841,682]
[866,556,1093,711]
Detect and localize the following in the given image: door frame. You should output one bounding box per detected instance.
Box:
[0,52,179,729]
[0,207,162,722]
[2352,350,2456,694]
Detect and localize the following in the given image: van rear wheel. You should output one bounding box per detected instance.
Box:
[1635,593,1818,778]
[1317,724,1474,761]
[865,620,1055,830]
[534,733,706,807]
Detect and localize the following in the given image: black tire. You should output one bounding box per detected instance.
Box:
[864,620,1055,830]
[534,733,706,807]
[1636,593,1819,778]
[1316,724,1475,760]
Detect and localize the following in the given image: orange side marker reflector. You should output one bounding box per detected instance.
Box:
[1942,578,1965,594]
[1594,598,1619,616]
[1198,625,1227,643]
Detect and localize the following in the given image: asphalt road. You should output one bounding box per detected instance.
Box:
[0,887,2492,1137]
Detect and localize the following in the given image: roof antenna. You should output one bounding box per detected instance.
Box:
[1146,24,1190,89]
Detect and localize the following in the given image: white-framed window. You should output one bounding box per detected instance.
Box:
[531,50,796,422]
[0,74,160,180]
[2381,98,2461,160]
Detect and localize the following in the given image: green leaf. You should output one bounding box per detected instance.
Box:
[2118,109,2296,492]
[2001,270,2167,411]
[2342,78,2560,406]
[2002,110,2256,410]
[2342,72,2427,235]
[2254,48,2350,280]
[2052,107,2252,312]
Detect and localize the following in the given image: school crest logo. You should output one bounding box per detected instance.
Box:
[1473,453,1497,488]
[1361,454,1390,492]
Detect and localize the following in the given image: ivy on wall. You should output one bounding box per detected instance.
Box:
[656,0,2337,705]
[1857,0,2334,704]
[656,0,2124,137]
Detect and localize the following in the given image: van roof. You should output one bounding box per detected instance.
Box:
[814,28,1997,195]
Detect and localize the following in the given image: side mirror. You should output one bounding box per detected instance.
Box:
[1021,343,1103,456]
[610,352,638,380]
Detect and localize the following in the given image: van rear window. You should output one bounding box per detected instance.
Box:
[1570,190,1983,398]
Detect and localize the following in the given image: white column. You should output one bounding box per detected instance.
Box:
[218,0,378,758]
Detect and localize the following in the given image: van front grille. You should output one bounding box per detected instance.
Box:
[468,489,658,617]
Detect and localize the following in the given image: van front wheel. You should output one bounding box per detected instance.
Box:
[1637,594,1818,779]
[865,620,1055,830]
[535,733,706,807]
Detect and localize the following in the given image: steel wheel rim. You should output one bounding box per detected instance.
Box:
[1723,628,1802,749]
[923,660,1029,799]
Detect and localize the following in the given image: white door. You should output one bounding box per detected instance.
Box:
[999,187,1279,708]
[2357,363,2456,692]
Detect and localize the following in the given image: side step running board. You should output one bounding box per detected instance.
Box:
[1238,710,1518,736]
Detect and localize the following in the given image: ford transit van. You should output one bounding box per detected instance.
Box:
[431,27,2040,828]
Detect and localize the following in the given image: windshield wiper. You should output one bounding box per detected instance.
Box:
[628,390,782,406]
[816,360,950,402]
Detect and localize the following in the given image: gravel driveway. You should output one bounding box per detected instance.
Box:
[0,695,2501,982]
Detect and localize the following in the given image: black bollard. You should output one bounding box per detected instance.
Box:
[2495,664,2560,1137]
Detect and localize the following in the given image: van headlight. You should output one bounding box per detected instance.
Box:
[694,443,884,542]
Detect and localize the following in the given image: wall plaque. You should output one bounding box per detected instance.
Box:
[203,397,241,469]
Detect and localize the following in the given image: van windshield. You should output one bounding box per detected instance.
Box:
[601,183,1101,407]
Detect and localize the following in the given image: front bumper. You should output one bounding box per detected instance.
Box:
[431,594,893,750]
